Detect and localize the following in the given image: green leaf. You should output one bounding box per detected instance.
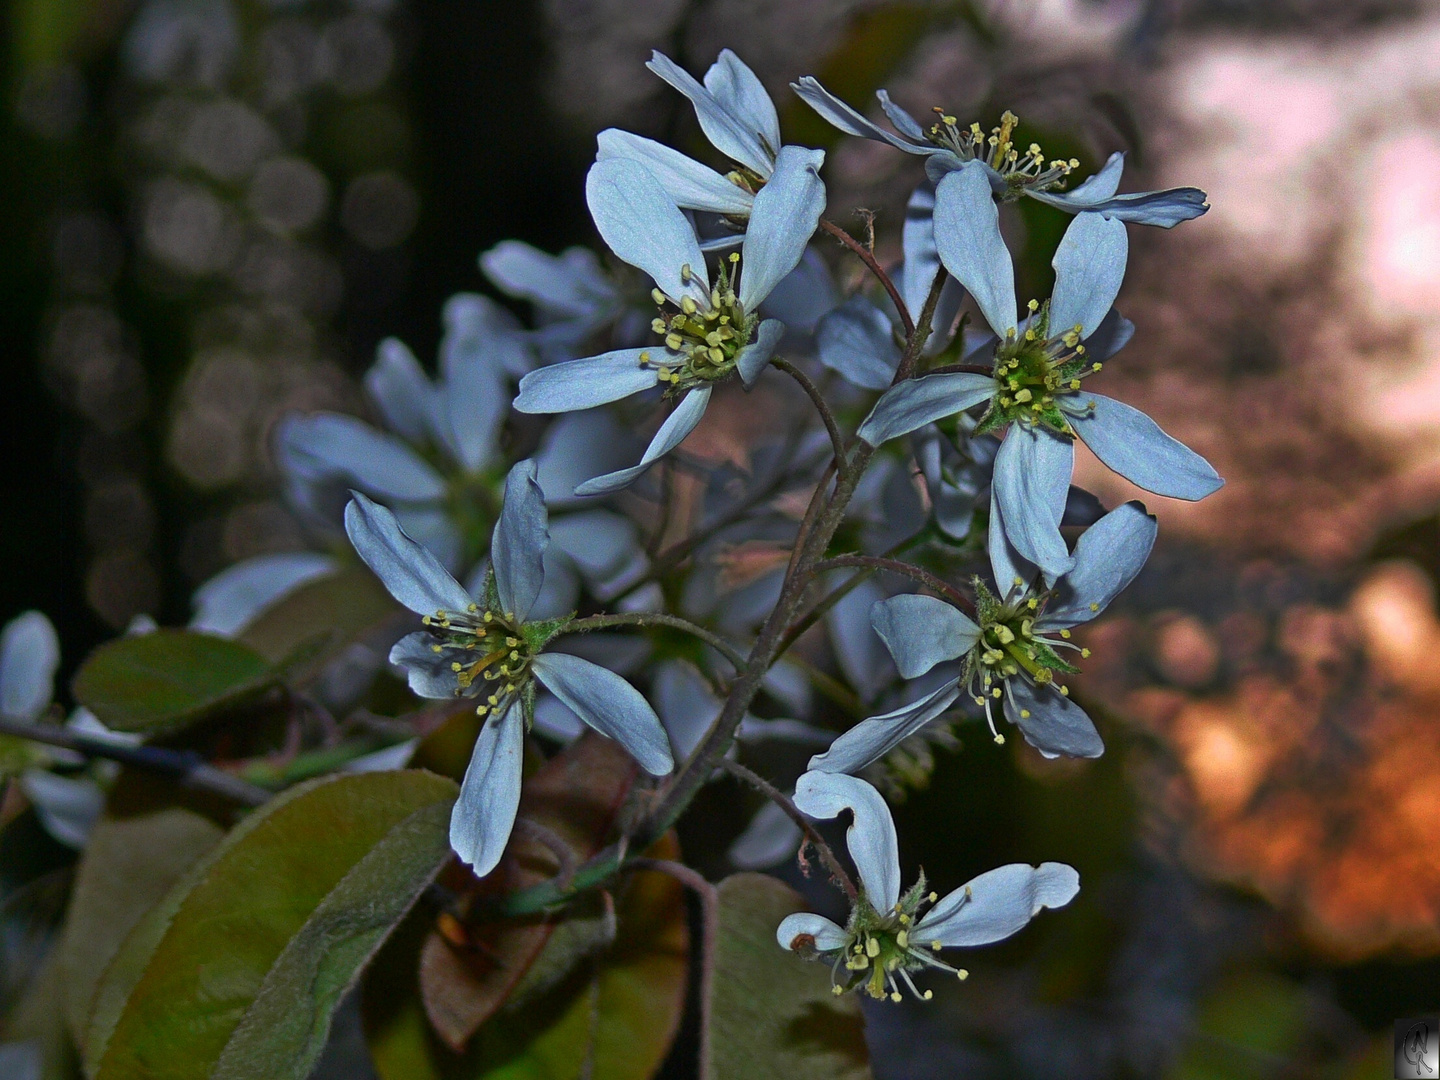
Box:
[705,874,873,1080]
[86,770,458,1080]
[59,808,226,1047]
[236,565,403,675]
[364,837,689,1080]
[71,631,276,736]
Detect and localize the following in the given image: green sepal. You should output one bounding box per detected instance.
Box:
[521,612,574,652]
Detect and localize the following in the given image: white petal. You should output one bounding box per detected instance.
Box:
[344,492,473,617]
[0,612,59,723]
[913,862,1079,946]
[450,700,525,876]
[776,912,849,953]
[794,770,900,910]
[531,652,674,775]
[586,157,709,305]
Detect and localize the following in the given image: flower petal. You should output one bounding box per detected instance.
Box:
[1083,307,1134,362]
[857,373,994,446]
[365,337,439,445]
[648,50,774,177]
[1071,393,1223,500]
[481,240,617,318]
[0,612,59,723]
[1040,501,1156,630]
[914,862,1080,947]
[876,90,926,140]
[1048,212,1129,341]
[574,387,711,497]
[190,552,338,637]
[739,146,827,312]
[816,295,900,391]
[491,459,549,622]
[450,699,525,876]
[934,162,1017,337]
[1032,183,1210,227]
[442,293,532,378]
[534,411,642,506]
[653,660,720,759]
[514,349,660,414]
[871,594,979,678]
[760,247,840,334]
[440,329,510,474]
[1059,151,1125,202]
[776,912,849,953]
[991,425,1075,585]
[276,413,448,502]
[732,802,803,870]
[794,771,900,910]
[736,318,785,387]
[596,129,754,215]
[806,678,961,776]
[704,50,782,173]
[531,653,674,775]
[901,180,942,323]
[586,157,709,305]
[825,576,894,700]
[388,631,461,699]
[344,492,474,616]
[790,76,929,154]
[1005,680,1104,758]
[21,771,103,849]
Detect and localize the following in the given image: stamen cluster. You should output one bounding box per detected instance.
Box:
[422,604,535,718]
[927,109,1079,199]
[964,579,1091,742]
[642,254,754,393]
[794,875,970,1002]
[978,300,1103,436]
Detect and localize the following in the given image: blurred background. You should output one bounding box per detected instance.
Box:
[3,0,1439,1075]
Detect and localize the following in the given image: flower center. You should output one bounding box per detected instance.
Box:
[829,886,970,1002]
[642,253,754,393]
[926,109,1079,199]
[967,579,1090,742]
[421,605,534,718]
[978,301,1104,436]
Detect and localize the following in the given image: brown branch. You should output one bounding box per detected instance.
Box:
[820,218,913,337]
[720,759,858,902]
[813,555,974,612]
[628,858,718,1078]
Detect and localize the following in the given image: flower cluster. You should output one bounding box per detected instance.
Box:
[330,48,1219,993]
[7,47,1224,1012]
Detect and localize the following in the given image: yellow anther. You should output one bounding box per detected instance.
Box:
[923,990,934,1000]
[1059,685,1070,696]
[1089,602,1100,611]
[680,264,693,282]
[832,985,844,996]
[897,931,909,948]
[729,251,740,263]
[1091,362,1103,372]
[1027,598,1038,610]
[992,688,1002,699]
[866,938,880,958]
[1070,379,1082,390]
[995,625,1015,644]
[430,644,442,654]
[1015,388,1032,403]
[1020,709,1031,718]
[450,662,462,672]
[958,969,969,981]
[931,941,943,951]
[422,615,432,626]
[1027,299,1039,311]
[891,992,903,1003]
[651,288,666,305]
[994,733,1006,745]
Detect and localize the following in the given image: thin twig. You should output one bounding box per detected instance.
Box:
[512,817,579,890]
[0,717,270,806]
[820,218,913,337]
[783,458,838,583]
[628,857,719,1078]
[773,565,876,662]
[770,357,849,477]
[648,459,677,558]
[891,267,949,384]
[565,612,748,671]
[719,759,858,902]
[814,554,974,611]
